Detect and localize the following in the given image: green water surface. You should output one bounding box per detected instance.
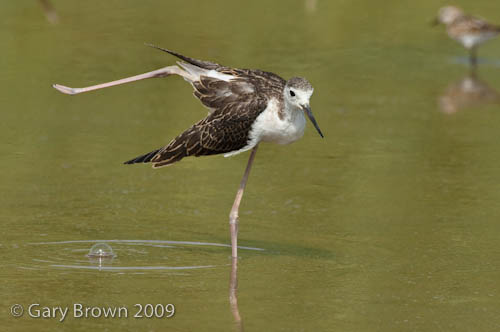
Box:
[2,1,500,331]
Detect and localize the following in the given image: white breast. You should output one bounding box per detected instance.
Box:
[223,98,306,158]
[250,98,306,145]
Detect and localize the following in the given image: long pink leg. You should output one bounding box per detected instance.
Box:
[53,65,190,95]
[229,145,258,258]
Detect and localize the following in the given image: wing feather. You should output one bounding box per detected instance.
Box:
[454,15,500,34]
[125,47,287,168]
[149,97,268,167]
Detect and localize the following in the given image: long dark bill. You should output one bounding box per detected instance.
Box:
[303,105,324,138]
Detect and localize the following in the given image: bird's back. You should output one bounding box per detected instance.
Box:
[447,15,500,47]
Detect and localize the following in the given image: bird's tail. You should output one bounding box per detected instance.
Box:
[123,149,161,165]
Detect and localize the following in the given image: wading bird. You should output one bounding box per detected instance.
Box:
[53,45,323,258]
[433,6,500,66]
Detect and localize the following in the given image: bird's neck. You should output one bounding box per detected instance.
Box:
[283,100,302,122]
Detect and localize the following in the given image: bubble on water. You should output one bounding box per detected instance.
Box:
[87,243,116,258]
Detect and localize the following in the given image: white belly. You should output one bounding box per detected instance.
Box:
[251,100,306,145]
[458,33,496,49]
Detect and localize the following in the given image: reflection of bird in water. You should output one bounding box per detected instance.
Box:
[433,6,500,66]
[37,0,59,24]
[439,70,500,114]
[53,44,323,259]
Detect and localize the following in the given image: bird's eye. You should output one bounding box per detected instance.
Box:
[289,90,295,97]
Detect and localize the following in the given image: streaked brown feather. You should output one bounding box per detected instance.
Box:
[149,97,268,168]
[125,49,288,168]
[449,15,500,36]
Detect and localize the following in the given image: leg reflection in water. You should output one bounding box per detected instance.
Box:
[229,258,244,331]
[37,0,59,24]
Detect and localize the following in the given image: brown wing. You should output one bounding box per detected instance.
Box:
[454,15,500,34]
[146,44,286,109]
[124,47,286,168]
[148,95,268,168]
[123,72,281,168]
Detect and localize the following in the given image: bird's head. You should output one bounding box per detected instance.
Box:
[285,77,323,138]
[433,6,464,26]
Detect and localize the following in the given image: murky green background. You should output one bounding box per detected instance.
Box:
[2,0,500,331]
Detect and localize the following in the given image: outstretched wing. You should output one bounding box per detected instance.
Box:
[148,96,268,168]
[146,44,286,111]
[190,70,283,113]
[124,46,287,168]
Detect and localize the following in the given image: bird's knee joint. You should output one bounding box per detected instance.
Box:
[229,212,239,224]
